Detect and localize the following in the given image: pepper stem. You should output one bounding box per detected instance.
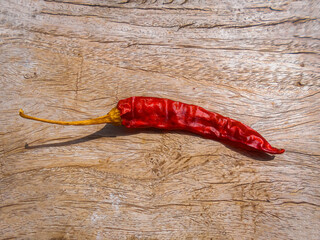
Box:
[19,107,122,126]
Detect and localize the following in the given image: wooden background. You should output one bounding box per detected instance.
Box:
[1,0,319,239]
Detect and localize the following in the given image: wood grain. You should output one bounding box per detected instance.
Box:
[1,0,319,239]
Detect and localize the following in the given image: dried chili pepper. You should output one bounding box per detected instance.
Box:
[19,96,285,154]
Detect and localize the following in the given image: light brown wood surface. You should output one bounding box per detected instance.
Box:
[1,0,319,239]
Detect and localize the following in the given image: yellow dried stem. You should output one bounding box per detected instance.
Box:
[19,107,122,126]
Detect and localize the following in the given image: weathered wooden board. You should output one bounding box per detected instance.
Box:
[1,0,319,239]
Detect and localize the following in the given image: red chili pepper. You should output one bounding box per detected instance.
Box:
[19,96,285,154]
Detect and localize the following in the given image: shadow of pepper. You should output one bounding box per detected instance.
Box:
[25,124,138,149]
[25,124,274,161]
[219,140,275,161]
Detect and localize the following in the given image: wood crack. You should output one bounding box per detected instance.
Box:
[275,201,320,207]
[245,6,285,12]
[75,55,84,100]
[294,35,320,41]
[43,0,211,12]
[195,17,317,29]
[39,11,187,29]
[39,11,317,31]
[285,150,320,157]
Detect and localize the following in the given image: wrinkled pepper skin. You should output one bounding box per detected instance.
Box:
[118,96,284,154]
